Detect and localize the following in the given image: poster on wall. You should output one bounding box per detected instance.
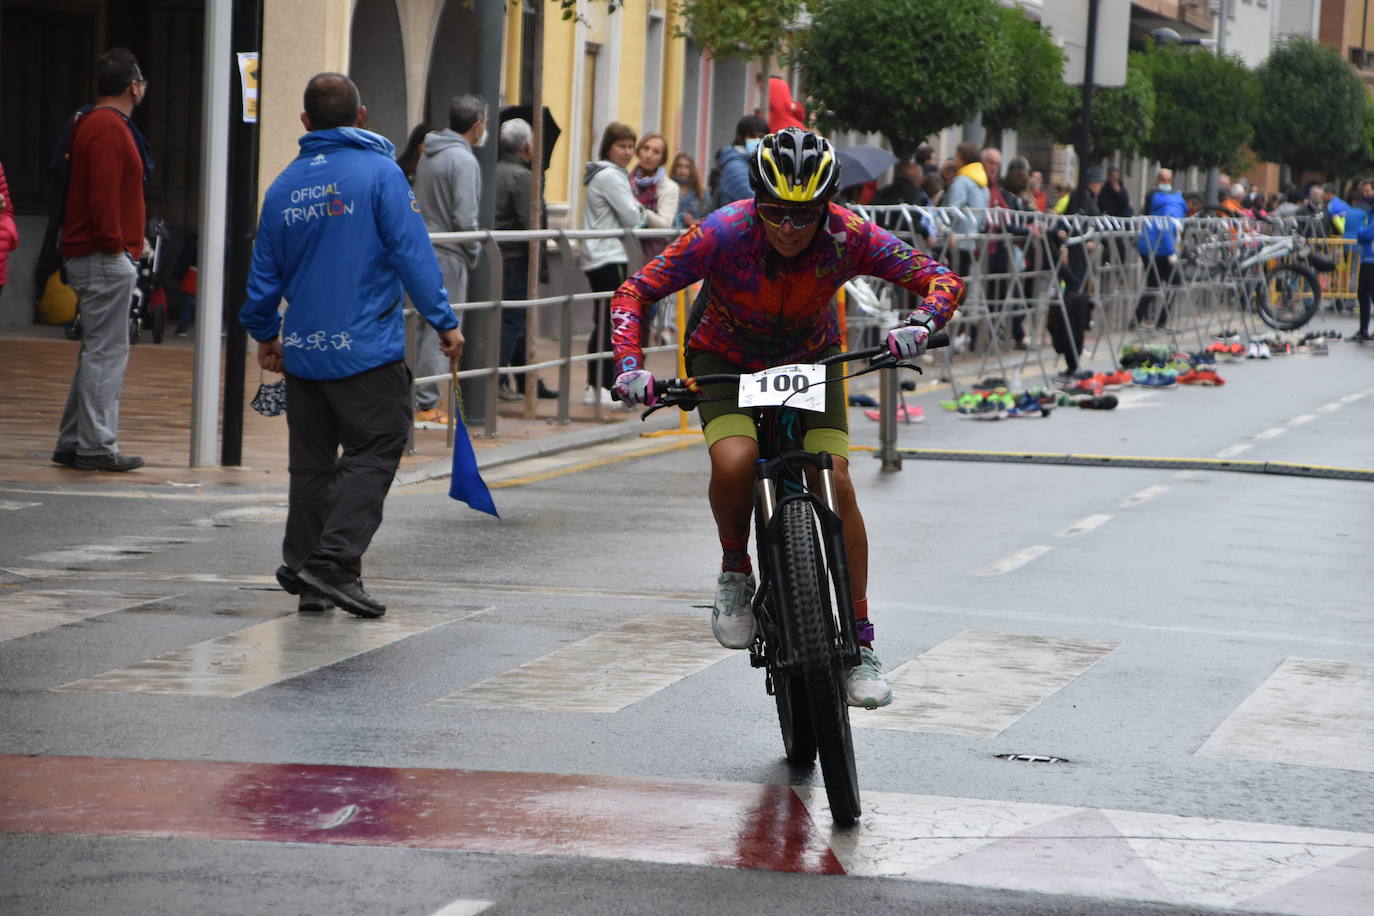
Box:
[237,52,259,123]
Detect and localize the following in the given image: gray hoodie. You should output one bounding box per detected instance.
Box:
[414,128,481,299]
[581,160,643,272]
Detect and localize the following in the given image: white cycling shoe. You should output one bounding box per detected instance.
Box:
[712,570,757,649]
[845,646,894,708]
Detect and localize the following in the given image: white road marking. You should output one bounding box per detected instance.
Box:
[1057,514,1112,537]
[0,500,41,511]
[428,901,494,916]
[1198,657,1374,773]
[1286,413,1317,427]
[976,545,1052,577]
[27,536,192,566]
[1317,402,1344,414]
[57,604,487,698]
[1121,484,1169,507]
[1253,427,1287,440]
[800,787,1374,910]
[851,629,1119,737]
[1112,390,1163,410]
[1339,391,1367,403]
[434,615,731,713]
[1215,444,1253,458]
[1171,470,1202,481]
[0,590,169,641]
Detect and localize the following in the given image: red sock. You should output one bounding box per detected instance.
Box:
[720,534,751,574]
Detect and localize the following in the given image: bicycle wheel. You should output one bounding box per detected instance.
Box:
[773,662,816,766]
[780,499,860,826]
[1256,264,1320,330]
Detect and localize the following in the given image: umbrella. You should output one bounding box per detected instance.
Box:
[834,144,899,187]
[499,105,561,172]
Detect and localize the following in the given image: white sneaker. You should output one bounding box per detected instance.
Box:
[711,571,757,649]
[845,646,893,708]
[582,385,614,406]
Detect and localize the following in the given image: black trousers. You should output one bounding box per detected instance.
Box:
[1135,253,1179,328]
[1047,292,1093,373]
[1358,261,1374,335]
[283,359,411,584]
[585,263,627,389]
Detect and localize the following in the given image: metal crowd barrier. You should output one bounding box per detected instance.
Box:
[412,205,1351,462]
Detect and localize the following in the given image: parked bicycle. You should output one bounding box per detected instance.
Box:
[1183,227,1330,331]
[625,334,947,826]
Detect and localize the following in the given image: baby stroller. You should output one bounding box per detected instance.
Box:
[63,216,171,344]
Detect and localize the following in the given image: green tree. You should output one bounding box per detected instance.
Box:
[796,0,1008,163]
[1141,44,1258,171]
[1042,51,1155,161]
[981,5,1069,141]
[673,0,806,110]
[1252,37,1368,179]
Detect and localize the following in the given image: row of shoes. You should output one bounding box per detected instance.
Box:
[940,380,1053,419]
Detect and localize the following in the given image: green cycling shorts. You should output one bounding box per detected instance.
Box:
[686,347,849,460]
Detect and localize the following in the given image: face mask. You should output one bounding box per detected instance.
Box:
[745,138,761,153]
[1158,184,1172,193]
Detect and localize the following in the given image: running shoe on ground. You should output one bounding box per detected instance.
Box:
[1099,369,1132,389]
[863,404,923,422]
[845,646,894,708]
[712,571,757,649]
[1178,368,1225,386]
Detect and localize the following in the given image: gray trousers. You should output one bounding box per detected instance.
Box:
[282,360,411,584]
[415,252,466,410]
[55,252,138,456]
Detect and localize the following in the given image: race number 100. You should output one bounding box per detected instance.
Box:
[737,363,826,412]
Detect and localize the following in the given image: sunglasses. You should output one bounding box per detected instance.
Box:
[756,201,825,229]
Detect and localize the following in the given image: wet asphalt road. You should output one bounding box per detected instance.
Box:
[1,319,1371,915]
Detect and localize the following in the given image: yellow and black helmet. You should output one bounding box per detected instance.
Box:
[749,128,841,204]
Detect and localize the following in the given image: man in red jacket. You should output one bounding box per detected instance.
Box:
[52,47,149,472]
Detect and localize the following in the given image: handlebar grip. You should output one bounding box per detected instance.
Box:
[928,330,950,350]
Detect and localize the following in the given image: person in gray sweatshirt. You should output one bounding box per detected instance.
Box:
[411,94,485,422]
[580,121,644,405]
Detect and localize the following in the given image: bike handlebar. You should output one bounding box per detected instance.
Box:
[630,330,950,410]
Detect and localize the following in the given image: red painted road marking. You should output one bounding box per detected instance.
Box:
[0,755,844,875]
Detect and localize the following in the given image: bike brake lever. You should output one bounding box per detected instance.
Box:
[895,361,924,374]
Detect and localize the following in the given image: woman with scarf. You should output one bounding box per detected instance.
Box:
[630,133,678,345]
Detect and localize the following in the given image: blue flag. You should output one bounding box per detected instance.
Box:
[447,376,498,517]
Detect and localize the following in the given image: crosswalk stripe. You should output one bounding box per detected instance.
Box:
[434,614,730,713]
[0,590,168,642]
[1215,443,1253,458]
[1254,426,1287,440]
[0,500,41,511]
[1197,657,1374,774]
[26,536,191,566]
[1286,413,1316,427]
[852,629,1119,737]
[798,786,1374,909]
[56,604,488,698]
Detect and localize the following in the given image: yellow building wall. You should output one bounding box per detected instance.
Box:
[258,0,352,201]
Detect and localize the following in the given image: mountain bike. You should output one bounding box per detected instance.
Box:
[1184,227,1326,330]
[628,334,946,826]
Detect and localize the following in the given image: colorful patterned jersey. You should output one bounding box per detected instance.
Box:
[610,199,964,374]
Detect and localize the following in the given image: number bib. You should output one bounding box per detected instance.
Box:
[737,364,827,413]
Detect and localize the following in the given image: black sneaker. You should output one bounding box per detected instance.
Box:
[295,568,386,618]
[51,450,77,467]
[298,592,333,613]
[275,565,304,595]
[73,452,144,472]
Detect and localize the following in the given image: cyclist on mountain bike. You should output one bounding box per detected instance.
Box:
[611,128,965,707]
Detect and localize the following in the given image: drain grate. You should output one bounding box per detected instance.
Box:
[995,753,1069,764]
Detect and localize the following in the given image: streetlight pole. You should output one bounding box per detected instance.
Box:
[1075,0,1100,190]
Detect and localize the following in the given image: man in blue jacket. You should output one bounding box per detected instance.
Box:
[240,73,463,618]
[1342,178,1374,341]
[1135,168,1187,329]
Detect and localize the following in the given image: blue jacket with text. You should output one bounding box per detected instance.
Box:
[240,127,458,380]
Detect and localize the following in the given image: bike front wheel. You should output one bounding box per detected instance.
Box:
[1256,263,1320,330]
[780,499,861,826]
